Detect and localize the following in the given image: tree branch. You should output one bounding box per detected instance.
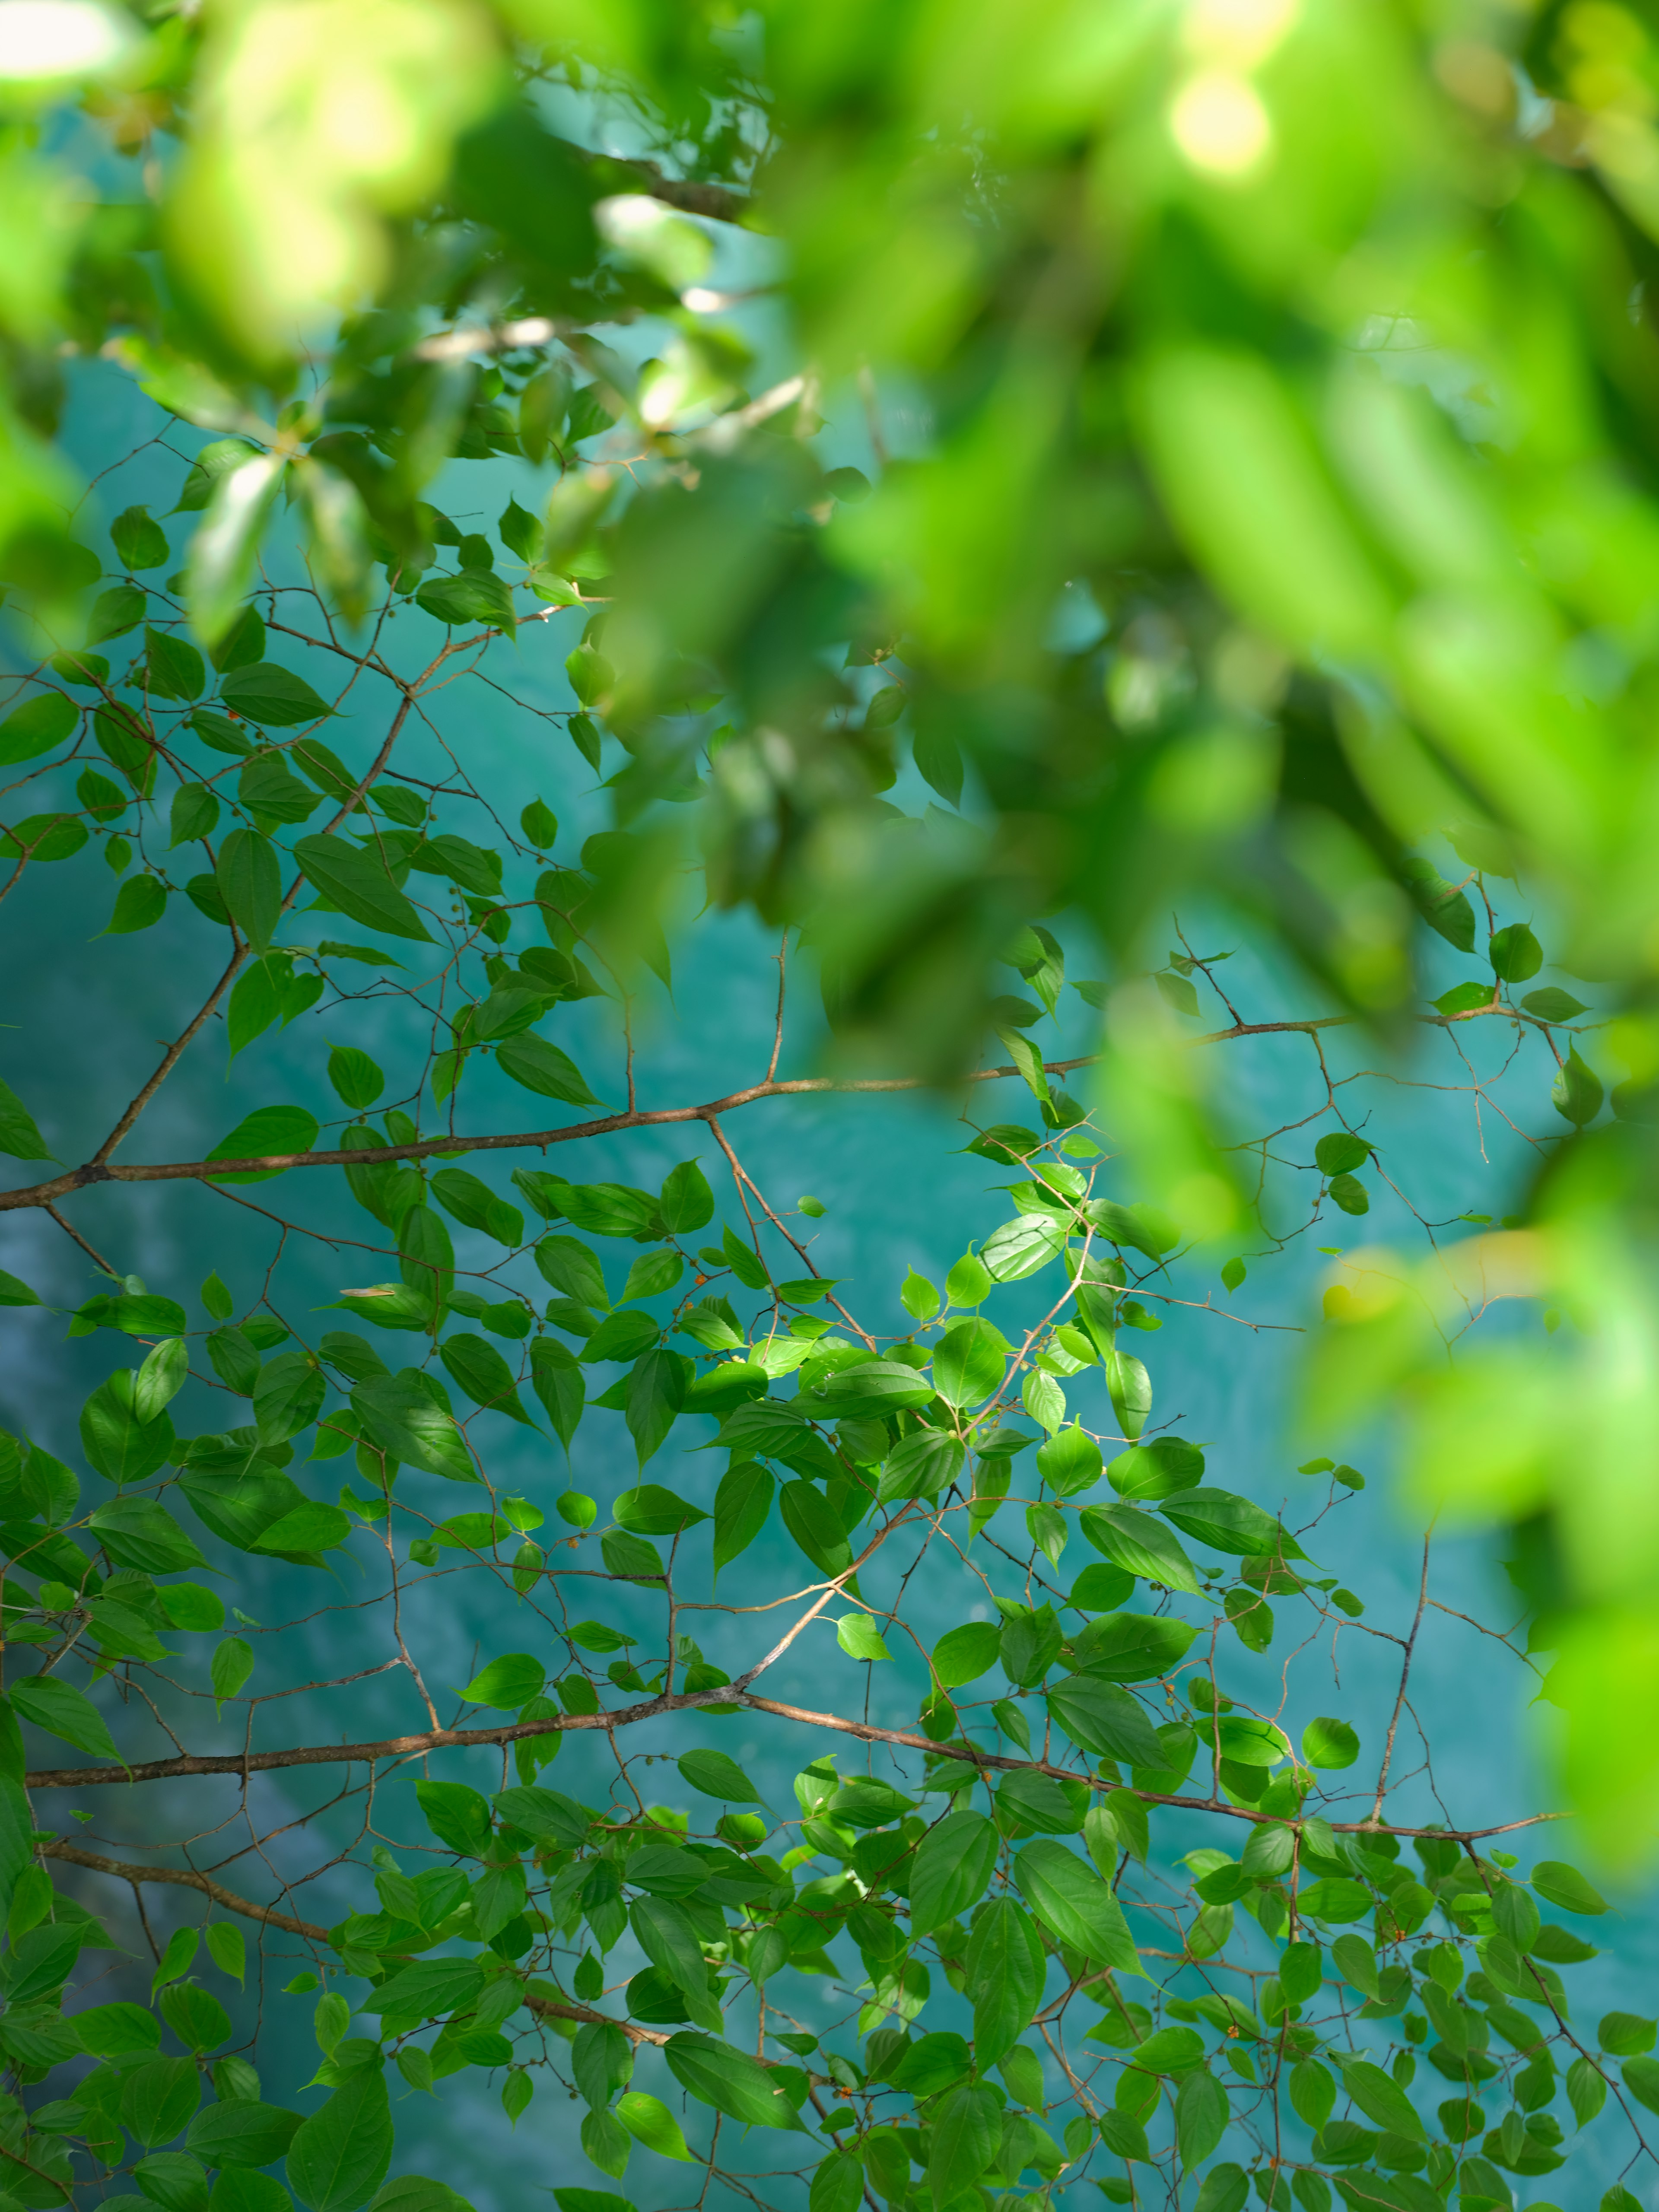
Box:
[25,1689,1565,1840]
[42,1839,324,1939]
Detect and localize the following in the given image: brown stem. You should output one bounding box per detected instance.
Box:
[42,1839,324,1939]
[23,1687,1567,1840]
[0,1052,1109,1213]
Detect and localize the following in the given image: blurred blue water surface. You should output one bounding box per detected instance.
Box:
[0,360,1648,2209]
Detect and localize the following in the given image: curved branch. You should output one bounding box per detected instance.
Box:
[0,1054,1106,1214]
[25,1689,1565,1841]
[43,1839,324,1939]
[2,998,1553,1218]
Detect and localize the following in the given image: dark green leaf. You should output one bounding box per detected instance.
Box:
[187,2104,304,2168]
[0,1077,49,1161]
[927,2082,1001,2207]
[440,1335,533,1425]
[494,1034,600,1104]
[663,2034,803,2131]
[1013,1839,1138,1969]
[416,572,517,632]
[677,1749,763,1802]
[221,664,334,728]
[207,1104,318,1185]
[294,835,432,941]
[0,691,76,765]
[285,2066,393,2211]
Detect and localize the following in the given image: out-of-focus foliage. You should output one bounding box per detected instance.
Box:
[2,0,1659,1900]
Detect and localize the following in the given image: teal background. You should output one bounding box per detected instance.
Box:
[0,357,1646,2209]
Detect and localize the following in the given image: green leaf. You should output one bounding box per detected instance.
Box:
[1403,860,1476,952]
[1194,2165,1249,2212]
[207,1104,318,1184]
[0,1269,40,1307]
[1552,1047,1604,1127]
[492,1786,590,1847]
[121,2056,203,2148]
[186,455,286,646]
[210,604,267,673]
[963,1896,1044,2064]
[932,1620,1002,1688]
[1599,2011,1655,2055]
[0,810,87,863]
[1523,985,1589,1023]
[1489,922,1542,981]
[677,1749,763,1802]
[212,1638,254,1714]
[981,1214,1068,1281]
[416,571,517,632]
[1315,1132,1370,1175]
[285,2065,394,2210]
[1103,1347,1153,1440]
[221,664,333,728]
[1532,1860,1609,1915]
[10,1674,119,1760]
[294,835,432,942]
[663,2033,804,2130]
[1335,2056,1425,2141]
[932,1318,1010,1407]
[1303,1715,1360,1767]
[615,2091,692,2162]
[0,1077,49,1160]
[146,624,206,701]
[779,1476,855,1575]
[836,1613,891,1662]
[207,1922,246,1984]
[440,1334,533,1425]
[89,1495,205,1573]
[216,829,282,953]
[463,1653,546,1708]
[626,1348,688,1465]
[495,1034,601,1104]
[615,1484,707,1535]
[1035,1425,1103,1497]
[1434,979,1494,1015]
[877,1427,963,1503]
[170,782,221,847]
[1045,1677,1166,1765]
[1289,2059,1335,2130]
[658,1160,713,1233]
[0,691,76,765]
[529,1339,584,1450]
[927,2081,1002,2207]
[1079,1502,1200,1594]
[253,1350,325,1445]
[712,1460,772,1579]
[620,1249,683,1303]
[1013,1839,1139,1969]
[188,2104,304,2168]
[352,1376,474,1482]
[89,582,147,644]
[1175,2069,1229,2169]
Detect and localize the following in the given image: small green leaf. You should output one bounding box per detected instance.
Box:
[212,1637,254,1715]
[1552,1047,1604,1128]
[836,1613,891,1663]
[677,1748,763,1802]
[10,1674,119,1760]
[113,505,170,571]
[221,663,334,728]
[1489,922,1543,982]
[463,1653,547,1708]
[101,873,167,935]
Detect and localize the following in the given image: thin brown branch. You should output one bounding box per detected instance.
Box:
[25,1688,1566,1840]
[0,1053,1108,1214]
[42,1840,324,1939]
